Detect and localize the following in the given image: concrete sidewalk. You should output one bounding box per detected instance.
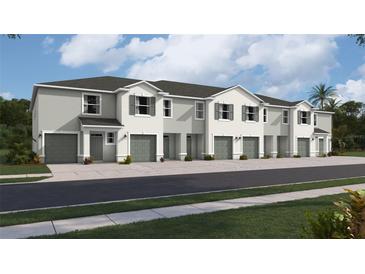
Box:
[44,156,365,182]
[1,183,364,239]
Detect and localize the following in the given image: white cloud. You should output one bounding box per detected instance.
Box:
[0,91,14,100]
[357,63,365,77]
[336,79,365,102]
[42,36,55,53]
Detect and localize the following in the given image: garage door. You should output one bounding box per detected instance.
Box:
[45,133,78,164]
[297,138,310,157]
[130,135,156,162]
[242,137,259,159]
[319,139,324,155]
[214,136,232,160]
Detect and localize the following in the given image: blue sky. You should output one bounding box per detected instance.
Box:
[1,34,364,102]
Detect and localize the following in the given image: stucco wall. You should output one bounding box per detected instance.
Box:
[263,107,289,136]
[316,112,332,133]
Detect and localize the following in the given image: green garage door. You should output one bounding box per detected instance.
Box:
[214,136,232,160]
[298,138,310,157]
[242,137,259,159]
[319,139,324,155]
[130,135,156,162]
[45,133,78,164]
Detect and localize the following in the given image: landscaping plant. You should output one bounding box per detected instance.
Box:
[184,155,192,161]
[83,157,93,165]
[239,154,248,160]
[119,155,132,165]
[5,142,31,164]
[204,155,215,160]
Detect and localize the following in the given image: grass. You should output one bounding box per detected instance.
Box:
[339,150,365,157]
[0,149,9,164]
[0,176,49,184]
[1,176,364,227]
[0,164,50,175]
[36,194,346,239]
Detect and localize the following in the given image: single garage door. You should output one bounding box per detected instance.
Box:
[214,136,232,160]
[242,137,259,159]
[319,138,324,155]
[130,135,156,162]
[45,133,78,164]
[297,138,310,157]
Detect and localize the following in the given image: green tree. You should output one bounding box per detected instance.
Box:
[309,83,337,110]
[349,34,365,46]
[324,98,341,112]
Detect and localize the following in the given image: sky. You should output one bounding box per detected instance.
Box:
[0,34,364,103]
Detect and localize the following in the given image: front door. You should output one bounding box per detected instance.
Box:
[163,135,170,159]
[319,138,324,155]
[90,134,103,161]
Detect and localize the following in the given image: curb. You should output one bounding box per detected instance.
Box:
[0,173,53,179]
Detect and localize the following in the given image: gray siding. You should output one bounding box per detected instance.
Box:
[316,112,332,133]
[163,97,205,134]
[263,107,289,136]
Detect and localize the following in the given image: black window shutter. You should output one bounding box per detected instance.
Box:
[297,111,301,124]
[255,107,259,122]
[129,95,135,115]
[307,111,311,125]
[150,97,156,116]
[215,103,219,120]
[229,104,234,120]
[242,105,246,121]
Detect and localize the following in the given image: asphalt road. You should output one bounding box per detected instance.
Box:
[1,164,364,212]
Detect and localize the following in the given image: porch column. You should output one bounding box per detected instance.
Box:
[259,136,265,158]
[116,129,124,162]
[271,135,278,158]
[83,129,90,159]
[177,133,187,160]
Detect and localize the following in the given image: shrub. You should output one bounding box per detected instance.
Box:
[5,142,31,164]
[83,157,93,165]
[276,153,283,158]
[204,155,215,160]
[184,155,192,161]
[119,155,132,165]
[293,154,301,158]
[327,151,339,157]
[239,154,248,160]
[160,157,165,163]
[31,152,41,164]
[261,155,271,159]
[318,153,327,157]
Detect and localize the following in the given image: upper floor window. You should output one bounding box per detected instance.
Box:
[263,108,268,123]
[298,111,310,125]
[83,94,101,115]
[195,101,205,120]
[215,103,233,120]
[136,96,150,115]
[242,106,258,122]
[105,132,115,145]
[314,113,317,126]
[282,109,289,124]
[163,99,172,118]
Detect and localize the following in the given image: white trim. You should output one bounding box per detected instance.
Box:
[282,109,289,124]
[194,101,205,120]
[211,85,265,103]
[163,98,173,118]
[41,130,81,159]
[105,132,116,145]
[81,92,102,116]
[295,100,314,108]
[124,80,163,92]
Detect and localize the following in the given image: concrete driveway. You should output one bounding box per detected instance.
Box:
[44,156,365,182]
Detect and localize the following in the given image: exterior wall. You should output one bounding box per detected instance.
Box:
[89,131,116,162]
[316,112,332,133]
[206,87,264,159]
[263,107,289,136]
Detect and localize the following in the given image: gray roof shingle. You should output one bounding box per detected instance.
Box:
[314,128,329,134]
[79,117,122,127]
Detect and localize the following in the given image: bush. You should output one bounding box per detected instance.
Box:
[160,157,165,163]
[276,153,283,158]
[318,153,327,157]
[31,152,41,164]
[204,155,215,160]
[184,155,192,161]
[119,155,132,165]
[327,151,339,157]
[303,189,365,239]
[5,142,31,164]
[261,155,271,159]
[83,157,93,165]
[239,154,248,160]
[293,154,301,158]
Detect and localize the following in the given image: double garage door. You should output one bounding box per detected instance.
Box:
[214,136,259,159]
[297,138,310,157]
[44,133,78,164]
[130,135,156,162]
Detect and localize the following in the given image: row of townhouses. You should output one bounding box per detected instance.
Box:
[30,76,333,164]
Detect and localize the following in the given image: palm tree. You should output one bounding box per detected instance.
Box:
[324,98,341,112]
[309,83,337,110]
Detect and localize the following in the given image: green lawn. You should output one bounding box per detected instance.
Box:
[339,151,365,157]
[0,149,9,164]
[1,176,364,227]
[0,164,51,175]
[0,176,50,184]
[36,194,346,239]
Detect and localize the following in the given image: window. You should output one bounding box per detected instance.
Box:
[219,104,231,120]
[282,109,289,124]
[83,94,101,115]
[136,96,150,115]
[263,108,268,123]
[301,111,309,124]
[106,132,115,145]
[246,106,256,121]
[314,113,317,126]
[195,101,205,120]
[163,99,172,117]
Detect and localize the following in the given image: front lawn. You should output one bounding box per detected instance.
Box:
[0,164,51,175]
[339,150,365,157]
[1,176,364,227]
[37,193,346,239]
[0,176,50,184]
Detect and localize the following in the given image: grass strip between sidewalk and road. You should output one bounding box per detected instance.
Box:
[36,193,346,239]
[0,176,364,227]
[0,164,51,175]
[339,151,365,157]
[0,176,50,184]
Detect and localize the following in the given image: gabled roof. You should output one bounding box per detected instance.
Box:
[314,128,329,134]
[256,94,298,107]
